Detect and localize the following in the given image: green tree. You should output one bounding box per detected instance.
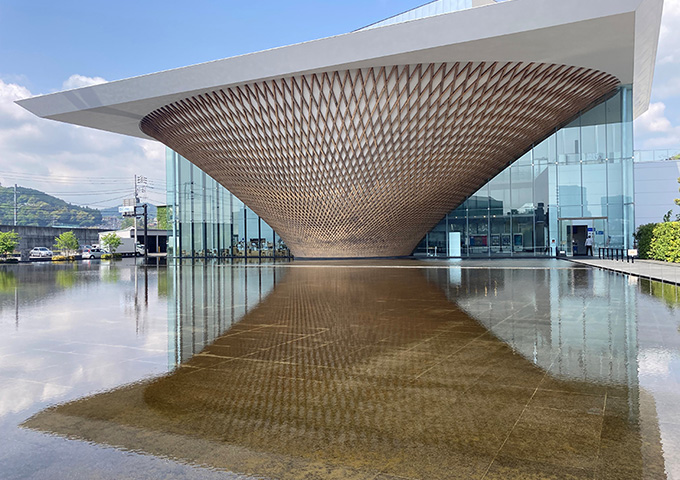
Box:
[0,231,20,257]
[101,233,122,254]
[54,231,79,256]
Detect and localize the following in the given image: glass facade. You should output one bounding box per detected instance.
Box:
[415,86,635,257]
[359,0,508,31]
[166,150,291,259]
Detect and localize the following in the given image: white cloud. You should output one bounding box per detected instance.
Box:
[61,74,107,90]
[657,0,680,66]
[0,78,166,208]
[635,101,680,149]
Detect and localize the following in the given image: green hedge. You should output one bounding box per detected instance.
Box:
[635,221,680,263]
[649,222,680,263]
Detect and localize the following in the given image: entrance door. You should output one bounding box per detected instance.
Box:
[571,225,588,256]
[558,217,607,257]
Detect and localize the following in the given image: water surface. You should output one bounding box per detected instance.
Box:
[1,259,679,479]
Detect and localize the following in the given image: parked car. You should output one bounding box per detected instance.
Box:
[30,247,53,258]
[82,247,103,260]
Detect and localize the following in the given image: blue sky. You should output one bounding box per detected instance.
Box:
[0,0,679,207]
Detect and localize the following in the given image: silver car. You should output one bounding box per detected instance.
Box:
[82,247,103,260]
[30,247,53,258]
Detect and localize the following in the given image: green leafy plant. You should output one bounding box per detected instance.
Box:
[54,231,79,257]
[0,231,19,257]
[649,222,680,263]
[633,223,655,259]
[101,233,122,254]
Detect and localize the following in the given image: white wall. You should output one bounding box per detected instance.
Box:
[634,160,680,226]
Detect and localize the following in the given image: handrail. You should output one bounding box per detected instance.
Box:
[598,247,635,263]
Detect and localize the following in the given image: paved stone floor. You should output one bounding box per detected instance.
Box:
[569,257,680,285]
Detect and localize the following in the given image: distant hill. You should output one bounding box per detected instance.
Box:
[0,186,102,227]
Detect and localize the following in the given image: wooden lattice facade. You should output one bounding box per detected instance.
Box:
[140,62,619,258]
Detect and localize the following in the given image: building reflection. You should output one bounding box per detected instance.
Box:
[23,263,666,479]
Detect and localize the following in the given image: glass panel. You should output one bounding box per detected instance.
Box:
[179,158,193,258]
[533,134,556,165]
[449,218,467,257]
[449,203,467,218]
[428,218,447,257]
[556,118,580,164]
[275,231,290,257]
[246,208,260,256]
[559,206,582,218]
[192,166,205,257]
[607,159,623,200]
[557,164,582,206]
[607,203,624,248]
[489,217,510,255]
[512,216,534,255]
[488,170,510,216]
[606,91,623,159]
[580,100,607,162]
[467,185,489,217]
[467,217,489,256]
[622,86,633,159]
[516,150,532,166]
[582,163,607,215]
[204,176,216,257]
[260,219,275,257]
[232,197,245,257]
[510,166,533,213]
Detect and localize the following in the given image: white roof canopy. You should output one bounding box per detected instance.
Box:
[17,0,663,140]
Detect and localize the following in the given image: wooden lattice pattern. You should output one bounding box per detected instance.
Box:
[141,62,619,258]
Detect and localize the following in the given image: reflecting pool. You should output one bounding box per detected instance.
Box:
[1,259,679,479]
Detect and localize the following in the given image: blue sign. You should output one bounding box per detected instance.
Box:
[587,227,594,232]
[597,230,604,235]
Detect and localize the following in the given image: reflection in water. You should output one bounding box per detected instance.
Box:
[0,269,17,293]
[21,262,674,479]
[640,278,680,310]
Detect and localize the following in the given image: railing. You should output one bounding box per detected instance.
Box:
[598,247,636,263]
[634,149,680,163]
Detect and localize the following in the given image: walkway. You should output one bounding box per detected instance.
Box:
[569,257,680,285]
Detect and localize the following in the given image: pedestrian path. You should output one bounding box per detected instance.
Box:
[569,257,680,285]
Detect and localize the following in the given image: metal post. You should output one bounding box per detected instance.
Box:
[258,217,262,261]
[133,175,138,247]
[13,184,17,226]
[144,203,148,263]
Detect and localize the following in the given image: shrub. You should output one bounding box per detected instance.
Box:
[634,223,656,259]
[52,255,77,262]
[101,253,122,260]
[650,222,680,263]
[0,231,19,257]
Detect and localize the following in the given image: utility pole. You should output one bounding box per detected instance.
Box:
[143,203,148,263]
[133,175,148,245]
[133,175,138,245]
[13,184,17,226]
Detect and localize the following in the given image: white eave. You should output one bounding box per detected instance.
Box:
[16,0,663,140]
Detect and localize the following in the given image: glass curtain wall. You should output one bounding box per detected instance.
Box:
[166,150,291,259]
[415,86,634,257]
